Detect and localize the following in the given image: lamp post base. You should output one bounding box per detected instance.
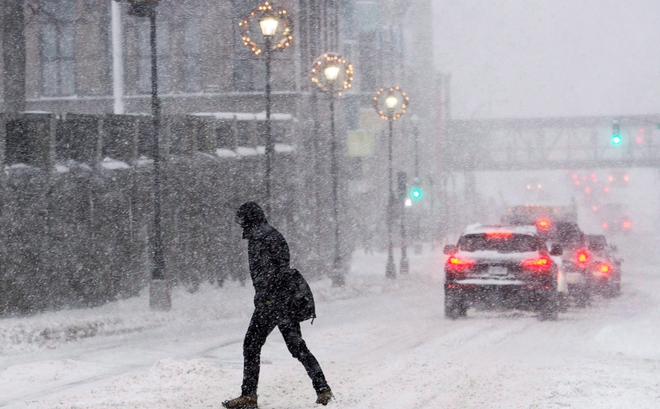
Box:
[386,253,397,279]
[149,279,171,311]
[331,254,345,287]
[400,257,409,275]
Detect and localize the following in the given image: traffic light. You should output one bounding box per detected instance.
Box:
[612,120,622,146]
[410,178,422,201]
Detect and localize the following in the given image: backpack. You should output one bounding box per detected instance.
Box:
[285,268,317,323]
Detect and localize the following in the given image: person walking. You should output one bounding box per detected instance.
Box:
[223,202,333,409]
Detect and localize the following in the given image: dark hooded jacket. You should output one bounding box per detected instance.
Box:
[236,202,291,308]
[235,202,316,323]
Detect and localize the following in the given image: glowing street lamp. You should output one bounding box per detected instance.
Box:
[386,94,398,110]
[259,16,279,37]
[374,87,410,279]
[239,2,293,213]
[311,53,354,287]
[324,65,340,82]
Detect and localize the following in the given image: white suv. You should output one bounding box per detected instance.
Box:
[444,224,565,320]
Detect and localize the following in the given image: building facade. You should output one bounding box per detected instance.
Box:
[0,0,441,284]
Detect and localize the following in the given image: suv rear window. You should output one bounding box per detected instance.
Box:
[458,234,540,253]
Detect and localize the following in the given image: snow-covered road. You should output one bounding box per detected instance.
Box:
[1,235,659,409]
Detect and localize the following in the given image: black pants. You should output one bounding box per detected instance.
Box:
[241,308,329,396]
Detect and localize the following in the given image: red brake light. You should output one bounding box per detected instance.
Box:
[599,263,610,274]
[521,255,552,273]
[623,220,632,229]
[536,218,551,231]
[485,231,513,238]
[446,255,475,272]
[575,249,590,265]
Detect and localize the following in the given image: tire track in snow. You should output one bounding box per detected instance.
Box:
[327,305,539,409]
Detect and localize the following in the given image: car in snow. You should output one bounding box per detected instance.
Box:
[502,206,592,307]
[536,220,593,307]
[585,234,622,298]
[443,224,564,321]
[599,203,632,235]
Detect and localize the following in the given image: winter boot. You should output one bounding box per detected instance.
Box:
[222,394,258,409]
[316,388,333,405]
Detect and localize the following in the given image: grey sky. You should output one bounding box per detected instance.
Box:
[433,0,660,119]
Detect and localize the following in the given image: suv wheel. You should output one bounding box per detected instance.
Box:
[538,292,559,321]
[574,284,591,308]
[445,290,467,319]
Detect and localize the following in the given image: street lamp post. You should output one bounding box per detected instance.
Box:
[239,2,293,214]
[117,0,170,311]
[398,171,409,275]
[260,17,276,213]
[411,114,421,249]
[311,53,354,287]
[374,87,410,279]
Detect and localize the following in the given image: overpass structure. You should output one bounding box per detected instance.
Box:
[441,114,660,171]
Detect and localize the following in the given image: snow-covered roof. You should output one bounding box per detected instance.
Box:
[275,143,295,153]
[220,144,294,158]
[192,112,293,121]
[137,157,153,166]
[462,223,538,236]
[236,147,260,156]
[101,157,131,170]
[21,110,54,115]
[216,148,237,158]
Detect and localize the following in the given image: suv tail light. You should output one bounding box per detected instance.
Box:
[575,249,590,266]
[521,255,552,273]
[536,218,552,231]
[596,262,611,275]
[446,255,475,272]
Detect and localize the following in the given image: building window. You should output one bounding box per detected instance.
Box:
[39,0,76,97]
[181,6,202,93]
[358,31,381,92]
[232,0,264,92]
[137,13,172,94]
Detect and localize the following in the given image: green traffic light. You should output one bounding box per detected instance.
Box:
[411,188,421,199]
[612,120,621,145]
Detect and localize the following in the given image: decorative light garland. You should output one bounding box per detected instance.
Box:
[310,53,354,95]
[373,86,410,120]
[239,2,293,55]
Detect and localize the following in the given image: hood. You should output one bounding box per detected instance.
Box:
[236,202,268,239]
[235,201,267,227]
